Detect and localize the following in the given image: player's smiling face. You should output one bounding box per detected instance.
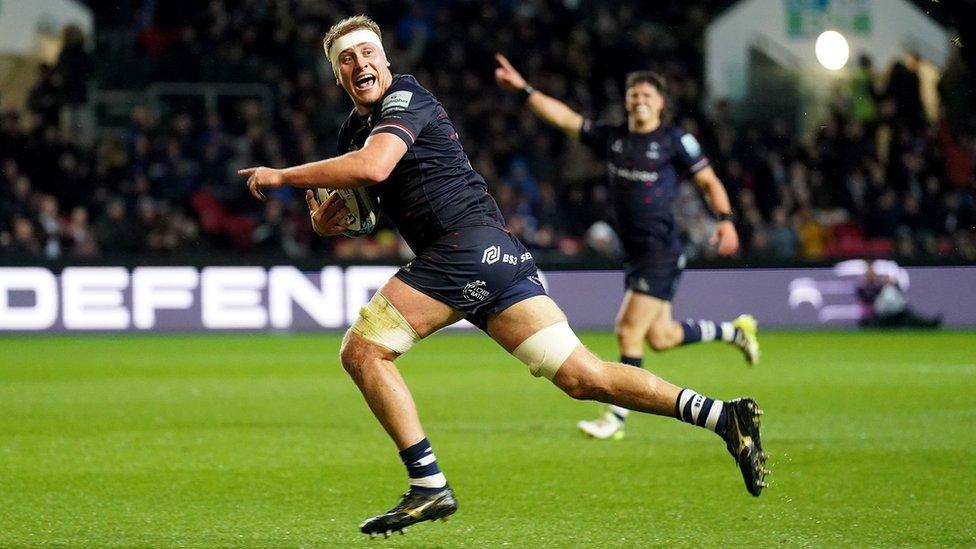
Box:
[625,82,664,128]
[335,42,393,113]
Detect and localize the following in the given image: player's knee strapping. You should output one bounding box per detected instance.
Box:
[512,321,581,379]
[349,292,420,354]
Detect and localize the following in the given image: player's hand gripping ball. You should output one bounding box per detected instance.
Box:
[312,187,378,237]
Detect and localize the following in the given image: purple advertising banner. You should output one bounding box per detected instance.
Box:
[549,262,974,328]
[1,261,973,333]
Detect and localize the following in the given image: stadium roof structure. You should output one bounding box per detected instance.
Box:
[704,0,950,104]
[0,0,92,56]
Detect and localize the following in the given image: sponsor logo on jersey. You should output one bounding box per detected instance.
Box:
[609,163,658,183]
[462,280,490,301]
[482,245,501,264]
[381,90,413,114]
[680,133,702,158]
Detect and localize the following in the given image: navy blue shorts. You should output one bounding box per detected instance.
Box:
[395,226,547,331]
[624,253,685,301]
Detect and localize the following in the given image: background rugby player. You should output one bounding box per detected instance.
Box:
[495,54,761,440]
[239,16,768,537]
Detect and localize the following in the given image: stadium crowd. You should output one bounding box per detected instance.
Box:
[1,0,974,264]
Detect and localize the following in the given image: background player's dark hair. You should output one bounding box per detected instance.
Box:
[625,71,667,97]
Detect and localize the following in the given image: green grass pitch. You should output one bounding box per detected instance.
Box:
[2,330,975,546]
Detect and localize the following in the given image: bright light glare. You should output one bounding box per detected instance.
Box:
[815,30,850,70]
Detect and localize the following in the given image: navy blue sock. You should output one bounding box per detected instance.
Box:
[674,389,728,437]
[399,438,446,494]
[620,355,643,368]
[680,320,732,345]
[680,320,703,344]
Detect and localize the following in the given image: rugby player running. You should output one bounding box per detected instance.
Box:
[239,16,768,538]
[495,54,760,441]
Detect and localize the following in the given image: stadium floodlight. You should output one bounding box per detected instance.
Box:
[815,30,850,70]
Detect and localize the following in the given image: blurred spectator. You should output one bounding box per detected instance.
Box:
[794,208,829,260]
[36,195,63,259]
[850,55,880,125]
[867,191,902,238]
[504,157,541,209]
[767,207,799,259]
[65,206,99,258]
[94,198,138,254]
[27,65,64,127]
[885,52,925,131]
[10,216,42,256]
[55,26,93,110]
[252,199,304,257]
[939,49,976,140]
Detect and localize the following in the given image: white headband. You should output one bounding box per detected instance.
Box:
[327,29,385,73]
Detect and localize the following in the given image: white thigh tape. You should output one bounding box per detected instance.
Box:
[512,321,580,379]
[350,292,419,354]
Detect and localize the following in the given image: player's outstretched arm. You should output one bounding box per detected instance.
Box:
[238,133,408,200]
[693,166,740,256]
[494,53,584,139]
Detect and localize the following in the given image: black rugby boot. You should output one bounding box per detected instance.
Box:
[360,486,457,537]
[723,398,769,496]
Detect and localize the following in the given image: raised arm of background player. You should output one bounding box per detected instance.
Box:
[494,53,739,255]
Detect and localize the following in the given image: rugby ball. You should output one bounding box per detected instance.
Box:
[314,187,378,237]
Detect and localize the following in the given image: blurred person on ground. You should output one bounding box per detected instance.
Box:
[238,15,768,536]
[495,54,760,441]
[856,264,941,328]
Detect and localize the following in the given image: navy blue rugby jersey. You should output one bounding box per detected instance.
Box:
[336,74,506,252]
[580,120,710,262]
